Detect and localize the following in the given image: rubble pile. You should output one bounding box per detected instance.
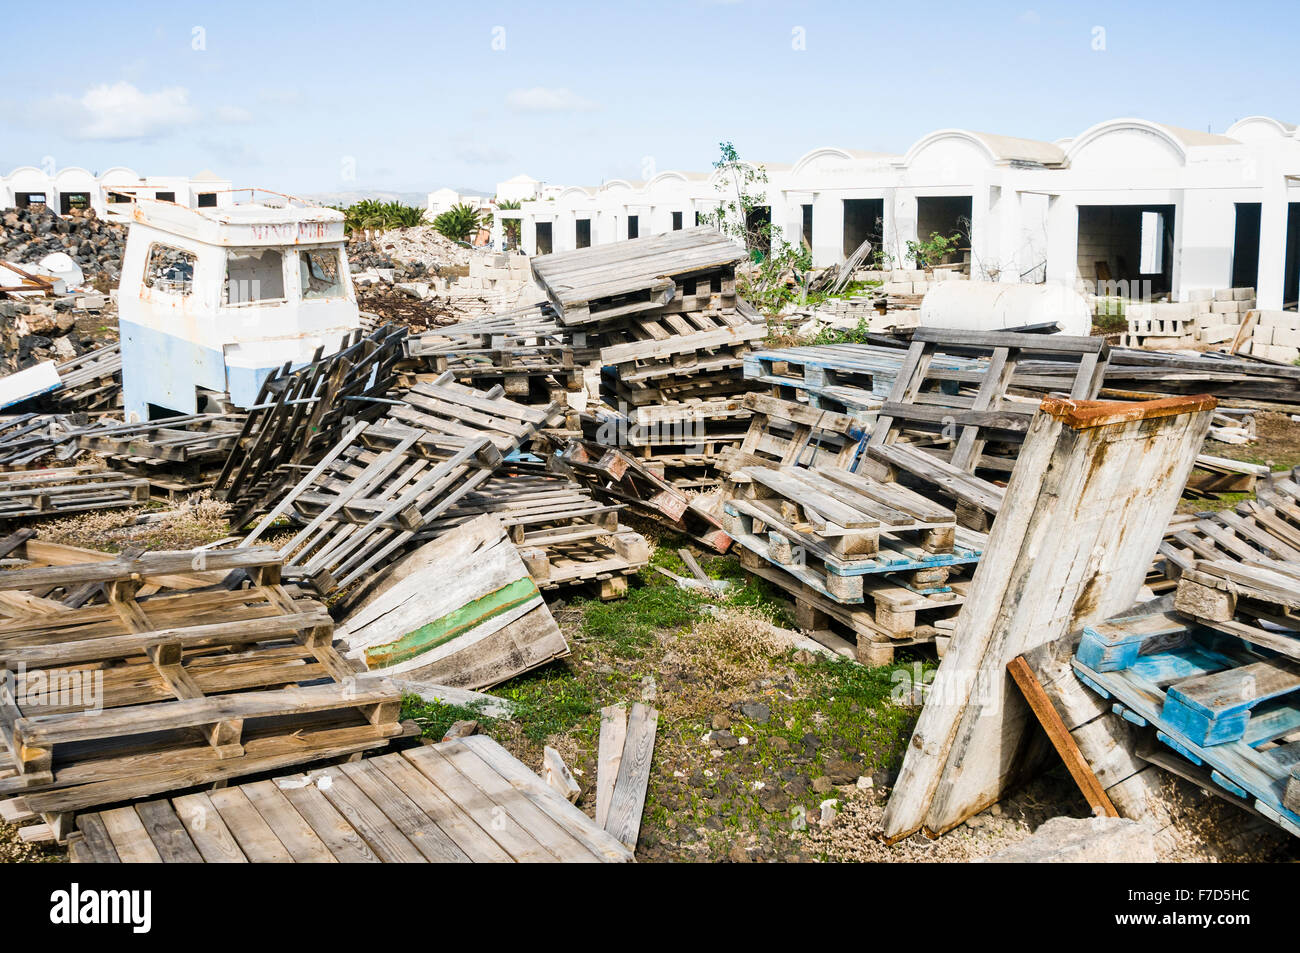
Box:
[1,205,126,286]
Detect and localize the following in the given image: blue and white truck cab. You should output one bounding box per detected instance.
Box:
[117,191,361,421]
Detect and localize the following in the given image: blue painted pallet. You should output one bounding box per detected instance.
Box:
[720,504,980,606]
[1073,617,1300,837]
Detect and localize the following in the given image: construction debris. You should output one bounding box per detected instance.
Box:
[3,208,1300,864]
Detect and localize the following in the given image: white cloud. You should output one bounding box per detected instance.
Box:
[51,81,198,140]
[505,87,599,114]
[215,105,253,123]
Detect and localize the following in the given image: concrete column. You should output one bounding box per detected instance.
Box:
[889,191,918,270]
[1174,190,1234,300]
[810,192,842,267]
[1257,169,1289,309]
[1045,195,1079,291]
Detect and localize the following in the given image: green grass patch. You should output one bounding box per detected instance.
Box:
[400,695,499,740]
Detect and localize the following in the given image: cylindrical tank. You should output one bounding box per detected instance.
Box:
[918,281,1091,336]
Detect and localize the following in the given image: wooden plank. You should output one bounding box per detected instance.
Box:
[98,805,164,863]
[603,702,658,851]
[338,759,471,862]
[240,779,337,863]
[1007,656,1119,818]
[311,767,428,863]
[172,792,249,863]
[132,800,205,863]
[207,787,294,863]
[401,745,559,862]
[275,779,381,863]
[596,704,627,829]
[369,752,513,862]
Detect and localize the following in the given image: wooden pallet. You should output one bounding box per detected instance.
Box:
[69,737,633,863]
[859,328,1109,525]
[47,343,122,413]
[1161,470,1300,576]
[737,548,967,664]
[77,413,245,465]
[404,303,583,395]
[716,392,868,476]
[0,547,410,838]
[242,375,555,595]
[556,439,690,522]
[215,325,407,527]
[719,461,983,601]
[1074,612,1300,837]
[418,470,650,597]
[0,466,150,520]
[531,227,747,326]
[0,413,106,468]
[722,502,981,602]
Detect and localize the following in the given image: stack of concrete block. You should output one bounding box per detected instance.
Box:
[1238,309,1300,364]
[1118,287,1255,349]
[455,252,532,293]
[873,268,968,297]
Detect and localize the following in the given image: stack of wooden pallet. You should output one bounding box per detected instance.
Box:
[403,303,588,407]
[0,465,150,521]
[0,546,412,843]
[74,413,246,495]
[1073,593,1300,838]
[242,373,556,596]
[418,467,650,599]
[530,228,766,488]
[721,461,984,663]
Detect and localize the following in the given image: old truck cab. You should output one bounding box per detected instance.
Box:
[117,191,361,421]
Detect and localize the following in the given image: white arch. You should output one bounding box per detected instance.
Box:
[1064,118,1189,166]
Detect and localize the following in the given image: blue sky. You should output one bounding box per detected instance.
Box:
[0,0,1294,196]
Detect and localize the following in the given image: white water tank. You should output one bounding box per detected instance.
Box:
[919,281,1091,336]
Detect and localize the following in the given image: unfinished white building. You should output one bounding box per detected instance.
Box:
[503,116,1300,311]
[0,166,233,221]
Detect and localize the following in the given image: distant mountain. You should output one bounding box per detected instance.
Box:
[301,189,430,207]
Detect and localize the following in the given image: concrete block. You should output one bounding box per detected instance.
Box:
[1214,288,1234,301]
[1253,325,1274,345]
[1186,288,1214,302]
[1261,343,1300,363]
[980,816,1157,864]
[1233,287,1255,301]
[1273,326,1300,348]
[883,281,913,296]
[1199,324,1236,344]
[1260,310,1300,327]
[1153,301,1197,318]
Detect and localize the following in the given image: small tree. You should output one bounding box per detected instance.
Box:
[697,141,813,316]
[907,230,963,270]
[433,203,481,243]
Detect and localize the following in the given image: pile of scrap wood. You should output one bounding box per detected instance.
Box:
[529,228,767,490]
[1054,535,1300,839]
[0,545,414,841]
